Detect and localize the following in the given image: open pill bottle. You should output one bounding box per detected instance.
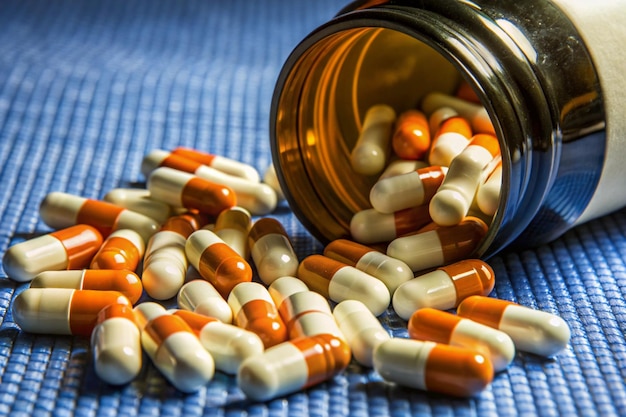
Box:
[269,0,626,256]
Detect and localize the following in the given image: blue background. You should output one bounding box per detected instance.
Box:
[0,1,625,416]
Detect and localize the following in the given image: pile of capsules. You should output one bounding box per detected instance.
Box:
[2,86,570,401]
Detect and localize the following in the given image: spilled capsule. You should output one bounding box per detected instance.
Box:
[248,217,299,285]
[90,229,145,272]
[103,188,173,225]
[177,279,233,324]
[172,147,261,183]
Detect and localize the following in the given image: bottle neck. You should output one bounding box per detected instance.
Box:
[270,0,605,256]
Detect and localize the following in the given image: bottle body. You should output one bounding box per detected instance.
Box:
[270,0,626,256]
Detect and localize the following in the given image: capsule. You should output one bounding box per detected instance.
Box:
[171,147,261,182]
[392,259,495,320]
[323,239,412,294]
[428,111,473,167]
[373,338,493,397]
[386,216,488,272]
[408,308,515,372]
[143,150,276,215]
[422,92,494,135]
[238,333,351,401]
[429,134,500,226]
[12,288,131,336]
[2,224,103,282]
[227,281,287,348]
[142,213,206,300]
[30,269,143,304]
[91,303,142,385]
[391,110,431,160]
[103,188,173,224]
[333,300,390,367]
[268,276,343,340]
[90,229,145,272]
[214,206,251,258]
[297,255,390,316]
[476,161,502,216]
[139,305,215,393]
[457,295,571,357]
[248,217,299,285]
[185,229,253,298]
[177,279,233,324]
[350,104,396,176]
[39,192,160,242]
[378,159,429,180]
[350,205,432,244]
[370,166,446,214]
[171,309,264,374]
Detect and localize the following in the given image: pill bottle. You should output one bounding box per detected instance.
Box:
[269,0,626,257]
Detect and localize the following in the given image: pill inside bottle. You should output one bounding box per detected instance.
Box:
[269,1,615,257]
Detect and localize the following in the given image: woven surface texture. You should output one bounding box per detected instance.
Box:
[0,1,625,416]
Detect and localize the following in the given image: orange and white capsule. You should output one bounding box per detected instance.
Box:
[185,229,253,298]
[429,134,500,226]
[147,166,236,216]
[324,239,412,294]
[90,229,145,271]
[476,161,502,216]
[350,104,396,176]
[428,109,473,167]
[103,188,173,224]
[408,308,515,372]
[386,216,488,271]
[373,338,493,397]
[171,309,264,374]
[39,192,160,242]
[91,303,142,385]
[30,269,143,304]
[350,205,432,244]
[333,299,390,367]
[392,259,495,320]
[214,206,251,258]
[268,276,343,340]
[248,217,299,285]
[297,255,390,316]
[422,92,494,135]
[2,224,103,282]
[370,166,447,214]
[172,147,261,183]
[227,281,287,348]
[177,279,233,324]
[457,295,571,357]
[142,213,206,300]
[392,110,431,160]
[143,150,276,215]
[137,303,215,393]
[238,333,351,401]
[12,288,131,336]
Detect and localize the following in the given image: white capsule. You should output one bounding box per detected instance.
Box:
[476,163,502,216]
[378,159,429,180]
[171,310,264,374]
[103,188,172,224]
[91,304,142,385]
[370,166,447,214]
[248,218,299,285]
[457,296,571,357]
[350,104,396,176]
[267,276,309,307]
[297,255,390,316]
[139,306,215,392]
[263,163,285,200]
[333,300,390,367]
[177,280,233,324]
[429,134,500,226]
[422,92,494,134]
[142,231,188,300]
[427,106,459,136]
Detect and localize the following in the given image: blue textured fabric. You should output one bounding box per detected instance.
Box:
[0,1,625,416]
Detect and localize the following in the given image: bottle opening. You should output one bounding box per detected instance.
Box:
[272,25,504,259]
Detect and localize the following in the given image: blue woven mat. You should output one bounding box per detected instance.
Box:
[0,1,625,416]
